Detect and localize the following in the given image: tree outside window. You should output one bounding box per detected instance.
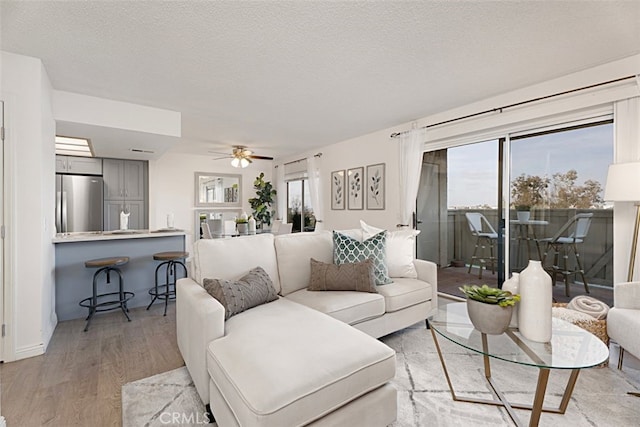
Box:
[511,169,604,210]
[287,179,315,232]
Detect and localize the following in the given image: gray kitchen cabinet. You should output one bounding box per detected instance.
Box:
[124,160,145,200]
[103,159,124,199]
[103,159,145,201]
[55,155,102,175]
[103,158,148,230]
[104,200,145,231]
[103,159,146,200]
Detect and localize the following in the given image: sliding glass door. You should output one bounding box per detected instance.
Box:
[417,139,502,296]
[508,121,613,302]
[417,120,614,304]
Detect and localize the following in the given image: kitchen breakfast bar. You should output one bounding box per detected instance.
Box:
[54,230,186,321]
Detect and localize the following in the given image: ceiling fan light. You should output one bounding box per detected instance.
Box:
[231,157,240,168]
[240,158,250,168]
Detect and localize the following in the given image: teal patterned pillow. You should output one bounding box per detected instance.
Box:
[333,231,392,285]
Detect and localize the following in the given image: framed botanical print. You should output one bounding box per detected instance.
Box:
[366,163,385,210]
[347,167,364,210]
[331,170,345,210]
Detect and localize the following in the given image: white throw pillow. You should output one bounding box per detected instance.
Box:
[360,220,420,279]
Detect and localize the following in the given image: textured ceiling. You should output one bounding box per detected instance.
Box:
[2,1,640,159]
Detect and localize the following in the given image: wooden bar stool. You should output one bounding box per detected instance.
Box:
[147,251,188,316]
[80,256,133,332]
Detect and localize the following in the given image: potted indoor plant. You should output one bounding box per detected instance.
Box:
[249,172,277,229]
[459,284,520,335]
[236,217,249,234]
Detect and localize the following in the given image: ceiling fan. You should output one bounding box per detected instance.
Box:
[210,145,274,168]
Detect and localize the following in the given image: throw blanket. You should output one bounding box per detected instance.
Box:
[567,296,609,320]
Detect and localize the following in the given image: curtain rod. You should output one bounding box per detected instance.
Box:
[283,153,323,166]
[390,75,637,138]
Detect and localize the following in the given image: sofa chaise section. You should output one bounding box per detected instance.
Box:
[206,297,396,427]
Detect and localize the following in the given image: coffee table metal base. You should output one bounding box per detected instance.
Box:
[431,327,581,427]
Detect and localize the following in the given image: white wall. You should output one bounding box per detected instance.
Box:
[277,122,407,232]
[40,61,57,349]
[148,152,272,251]
[281,54,640,283]
[1,51,56,360]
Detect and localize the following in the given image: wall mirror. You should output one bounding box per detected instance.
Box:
[195,172,242,207]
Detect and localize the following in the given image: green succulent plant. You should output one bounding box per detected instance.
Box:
[459,284,520,307]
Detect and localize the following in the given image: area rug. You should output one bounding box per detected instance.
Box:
[123,324,640,426]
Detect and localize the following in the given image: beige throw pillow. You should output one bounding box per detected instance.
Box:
[203,266,278,320]
[360,220,420,278]
[308,258,378,293]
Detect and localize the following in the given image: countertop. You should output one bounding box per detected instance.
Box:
[53,229,186,243]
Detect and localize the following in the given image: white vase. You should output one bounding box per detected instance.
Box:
[502,273,520,328]
[518,260,552,342]
[248,217,256,234]
[516,211,531,222]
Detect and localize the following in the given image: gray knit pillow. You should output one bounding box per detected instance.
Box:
[203,266,278,320]
[308,258,378,293]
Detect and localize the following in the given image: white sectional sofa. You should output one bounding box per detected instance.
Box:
[176,230,438,426]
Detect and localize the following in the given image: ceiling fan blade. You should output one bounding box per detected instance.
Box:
[212,155,232,160]
[249,155,274,160]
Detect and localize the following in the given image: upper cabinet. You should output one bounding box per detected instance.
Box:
[103,158,148,231]
[55,155,103,175]
[103,159,145,201]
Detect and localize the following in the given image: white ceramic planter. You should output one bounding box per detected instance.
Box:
[466,299,513,335]
[516,210,531,222]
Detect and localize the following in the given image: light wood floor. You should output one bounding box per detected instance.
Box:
[1,303,184,427]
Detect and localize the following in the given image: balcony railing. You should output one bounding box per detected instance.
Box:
[440,208,613,287]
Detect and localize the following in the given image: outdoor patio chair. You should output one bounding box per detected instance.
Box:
[201,222,213,239]
[465,212,498,279]
[538,213,593,297]
[275,222,293,235]
[271,219,282,233]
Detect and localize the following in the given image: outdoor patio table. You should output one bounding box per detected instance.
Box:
[510,219,549,269]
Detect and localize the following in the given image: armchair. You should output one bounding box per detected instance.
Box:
[607,281,640,370]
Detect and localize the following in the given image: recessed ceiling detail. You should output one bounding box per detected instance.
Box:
[55,135,93,157]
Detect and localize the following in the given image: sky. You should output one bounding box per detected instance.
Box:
[446,123,613,208]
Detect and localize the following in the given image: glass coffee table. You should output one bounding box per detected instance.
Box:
[429,303,609,427]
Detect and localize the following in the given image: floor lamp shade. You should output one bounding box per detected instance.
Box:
[605,161,640,282]
[604,162,640,202]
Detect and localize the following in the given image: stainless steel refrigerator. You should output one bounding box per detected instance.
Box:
[55,174,104,233]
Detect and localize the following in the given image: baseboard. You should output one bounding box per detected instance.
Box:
[15,343,45,360]
[42,314,58,352]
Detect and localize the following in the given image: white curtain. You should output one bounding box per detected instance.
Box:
[276,164,287,223]
[306,155,324,230]
[398,128,426,228]
[612,97,640,283]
